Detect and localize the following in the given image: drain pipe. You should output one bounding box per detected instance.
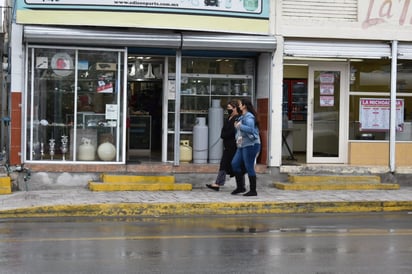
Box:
[389,40,398,173]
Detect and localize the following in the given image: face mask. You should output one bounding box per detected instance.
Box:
[227,109,233,115]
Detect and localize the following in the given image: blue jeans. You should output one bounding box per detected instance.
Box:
[231,143,261,177]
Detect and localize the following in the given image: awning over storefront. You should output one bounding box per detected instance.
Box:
[23,26,276,52]
[284,39,391,59]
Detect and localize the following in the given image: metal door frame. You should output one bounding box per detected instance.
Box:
[307,62,348,164]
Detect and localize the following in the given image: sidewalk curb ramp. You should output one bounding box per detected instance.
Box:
[274,175,400,190]
[88,174,192,191]
[1,201,412,218]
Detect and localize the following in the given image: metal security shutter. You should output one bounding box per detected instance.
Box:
[398,43,412,60]
[284,39,391,59]
[24,26,277,52]
[182,33,276,52]
[24,26,182,48]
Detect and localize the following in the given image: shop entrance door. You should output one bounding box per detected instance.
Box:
[307,63,348,164]
[127,56,164,162]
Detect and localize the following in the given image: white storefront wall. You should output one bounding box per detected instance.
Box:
[270,0,412,169]
[277,1,412,41]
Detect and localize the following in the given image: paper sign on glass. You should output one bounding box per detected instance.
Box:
[359,98,404,131]
[320,83,334,95]
[319,73,334,84]
[320,96,334,107]
[105,104,118,120]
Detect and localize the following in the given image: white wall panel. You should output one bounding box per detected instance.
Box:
[282,0,357,21]
[279,1,412,41]
[398,43,412,60]
[284,39,391,59]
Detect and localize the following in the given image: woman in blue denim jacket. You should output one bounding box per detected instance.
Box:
[231,98,261,196]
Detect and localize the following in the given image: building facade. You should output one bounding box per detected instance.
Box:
[272,0,412,172]
[6,0,412,177]
[9,0,276,169]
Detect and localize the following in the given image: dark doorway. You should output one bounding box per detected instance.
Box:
[127,56,164,162]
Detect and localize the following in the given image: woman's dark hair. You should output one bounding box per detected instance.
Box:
[240,98,259,129]
[227,100,238,109]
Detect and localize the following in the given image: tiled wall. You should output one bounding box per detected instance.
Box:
[256,98,268,165]
[10,92,22,165]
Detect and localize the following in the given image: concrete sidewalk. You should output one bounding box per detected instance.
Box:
[1,172,411,218]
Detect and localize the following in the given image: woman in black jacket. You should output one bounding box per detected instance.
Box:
[206,100,240,191]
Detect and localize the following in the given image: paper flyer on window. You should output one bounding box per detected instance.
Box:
[359,98,404,132]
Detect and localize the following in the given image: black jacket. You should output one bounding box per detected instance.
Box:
[219,115,239,175]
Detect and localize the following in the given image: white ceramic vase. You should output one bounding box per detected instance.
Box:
[97,142,116,161]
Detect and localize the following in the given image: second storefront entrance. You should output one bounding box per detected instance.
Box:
[307,62,348,163]
[283,61,348,164]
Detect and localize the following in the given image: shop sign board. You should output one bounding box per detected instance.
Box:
[23,0,265,16]
[18,0,268,18]
[359,98,404,132]
[17,0,270,33]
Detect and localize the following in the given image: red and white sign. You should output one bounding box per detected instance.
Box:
[320,95,334,107]
[359,98,404,131]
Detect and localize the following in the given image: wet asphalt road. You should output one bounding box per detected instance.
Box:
[0,212,411,274]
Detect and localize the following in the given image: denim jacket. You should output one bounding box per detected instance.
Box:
[236,112,260,148]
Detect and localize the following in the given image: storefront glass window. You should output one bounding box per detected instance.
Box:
[166,57,255,162]
[396,60,412,141]
[26,47,125,162]
[349,60,391,140]
[349,59,412,141]
[349,60,390,92]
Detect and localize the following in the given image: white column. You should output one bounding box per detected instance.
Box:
[389,40,398,172]
[268,35,284,167]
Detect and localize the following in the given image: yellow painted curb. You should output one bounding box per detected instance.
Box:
[1,201,412,218]
[172,184,192,191]
[88,174,191,192]
[88,182,192,191]
[101,174,175,184]
[274,182,400,191]
[0,187,12,195]
[0,176,11,185]
[0,177,11,195]
[289,175,381,184]
[89,182,163,191]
